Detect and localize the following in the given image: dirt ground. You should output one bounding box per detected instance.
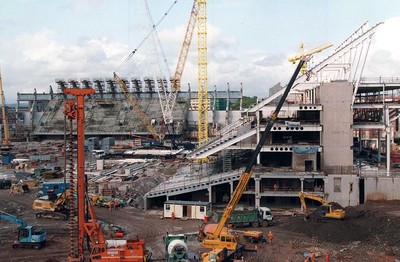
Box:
[1,185,400,262]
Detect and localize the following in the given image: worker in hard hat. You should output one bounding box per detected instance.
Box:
[267,231,273,244]
[304,257,310,262]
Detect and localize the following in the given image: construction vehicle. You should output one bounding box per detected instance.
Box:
[84,201,151,261]
[298,191,346,220]
[240,230,266,244]
[0,210,47,249]
[164,233,189,262]
[201,248,228,262]
[199,223,264,244]
[64,88,151,261]
[215,207,273,228]
[200,57,309,258]
[32,189,71,220]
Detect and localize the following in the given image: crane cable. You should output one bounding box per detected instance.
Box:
[116,0,179,72]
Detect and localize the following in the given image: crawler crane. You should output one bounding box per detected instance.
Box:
[200,57,307,259]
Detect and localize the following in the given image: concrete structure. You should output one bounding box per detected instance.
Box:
[9,21,400,211]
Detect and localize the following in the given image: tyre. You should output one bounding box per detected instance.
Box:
[12,244,19,249]
[36,213,42,218]
[251,221,260,228]
[34,245,40,250]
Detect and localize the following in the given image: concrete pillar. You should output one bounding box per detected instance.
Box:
[255,174,261,207]
[386,105,391,176]
[229,181,234,195]
[300,177,304,191]
[256,98,260,165]
[144,197,148,211]
[208,185,212,203]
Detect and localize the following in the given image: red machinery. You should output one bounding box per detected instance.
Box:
[64,88,149,262]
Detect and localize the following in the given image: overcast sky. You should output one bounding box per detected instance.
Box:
[1,0,400,103]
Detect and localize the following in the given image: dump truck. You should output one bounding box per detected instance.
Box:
[215,207,273,228]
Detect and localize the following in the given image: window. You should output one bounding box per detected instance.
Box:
[334,177,341,192]
[165,204,170,210]
[200,206,205,212]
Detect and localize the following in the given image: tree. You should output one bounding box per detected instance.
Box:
[231,96,258,110]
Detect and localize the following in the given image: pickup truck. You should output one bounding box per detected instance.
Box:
[215,207,273,228]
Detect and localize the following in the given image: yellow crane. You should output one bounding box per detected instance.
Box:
[114,1,197,143]
[201,58,307,255]
[0,69,11,148]
[288,42,333,72]
[164,0,198,125]
[114,72,161,141]
[197,0,209,149]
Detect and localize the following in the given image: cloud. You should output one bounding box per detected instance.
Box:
[1,29,130,102]
[364,17,400,76]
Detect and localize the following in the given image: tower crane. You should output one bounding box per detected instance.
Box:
[0,69,12,149]
[197,0,209,149]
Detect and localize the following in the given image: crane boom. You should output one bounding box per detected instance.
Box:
[0,70,10,144]
[203,58,306,250]
[114,72,160,141]
[0,210,28,227]
[163,0,198,124]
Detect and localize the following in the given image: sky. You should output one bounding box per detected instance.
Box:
[1,0,400,103]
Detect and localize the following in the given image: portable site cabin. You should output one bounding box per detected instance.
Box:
[164,200,211,220]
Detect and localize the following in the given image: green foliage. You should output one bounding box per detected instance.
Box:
[231,96,258,110]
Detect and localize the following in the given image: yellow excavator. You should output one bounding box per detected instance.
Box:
[298,191,346,220]
[32,189,72,220]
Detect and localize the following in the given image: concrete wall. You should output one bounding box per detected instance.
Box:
[364,176,400,201]
[319,81,353,172]
[187,110,242,127]
[324,174,359,207]
[292,152,317,172]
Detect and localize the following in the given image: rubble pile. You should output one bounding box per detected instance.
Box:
[287,201,400,257]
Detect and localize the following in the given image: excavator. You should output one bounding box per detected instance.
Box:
[200,56,309,261]
[298,191,346,220]
[32,189,71,220]
[0,210,47,249]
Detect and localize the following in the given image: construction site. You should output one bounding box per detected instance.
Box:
[1,1,400,262]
